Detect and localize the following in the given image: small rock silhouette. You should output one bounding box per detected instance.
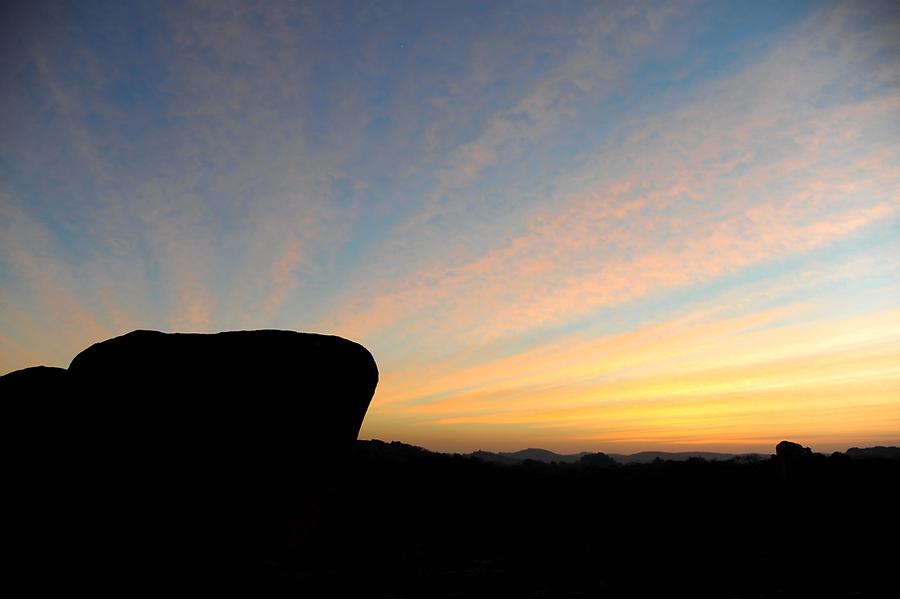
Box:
[776,440,813,460]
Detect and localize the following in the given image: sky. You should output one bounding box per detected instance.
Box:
[2,0,899,454]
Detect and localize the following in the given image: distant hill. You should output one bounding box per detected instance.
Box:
[468,447,759,464]
[845,446,900,460]
[355,439,445,463]
[477,448,590,464]
[607,451,755,464]
[396,444,900,465]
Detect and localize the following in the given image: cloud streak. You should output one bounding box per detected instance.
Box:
[2,1,898,452]
[323,1,900,352]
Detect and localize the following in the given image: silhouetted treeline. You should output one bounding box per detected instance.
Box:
[276,439,900,598]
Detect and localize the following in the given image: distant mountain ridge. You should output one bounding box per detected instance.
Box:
[360,441,900,465]
[469,448,758,464]
[845,446,900,460]
[479,448,591,464]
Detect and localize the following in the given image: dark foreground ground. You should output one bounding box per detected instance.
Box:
[265,441,899,599]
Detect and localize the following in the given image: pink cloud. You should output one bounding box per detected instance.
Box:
[321,3,900,350]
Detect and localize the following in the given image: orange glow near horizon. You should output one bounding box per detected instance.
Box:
[360,302,900,454]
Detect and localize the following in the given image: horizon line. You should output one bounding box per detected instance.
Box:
[359,438,900,457]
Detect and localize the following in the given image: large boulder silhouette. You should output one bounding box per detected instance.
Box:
[65,329,377,463]
[3,329,378,591]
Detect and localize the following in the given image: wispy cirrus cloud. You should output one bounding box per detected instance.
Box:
[323,1,900,356]
[1,1,898,453]
[1,0,364,363]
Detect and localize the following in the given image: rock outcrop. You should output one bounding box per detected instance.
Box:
[775,440,813,460]
[3,329,378,591]
[775,441,812,462]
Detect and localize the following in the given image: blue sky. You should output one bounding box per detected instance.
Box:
[2,0,899,452]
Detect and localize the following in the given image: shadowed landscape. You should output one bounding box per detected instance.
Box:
[3,330,898,597]
[295,439,900,598]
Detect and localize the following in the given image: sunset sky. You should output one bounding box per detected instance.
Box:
[2,0,899,453]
